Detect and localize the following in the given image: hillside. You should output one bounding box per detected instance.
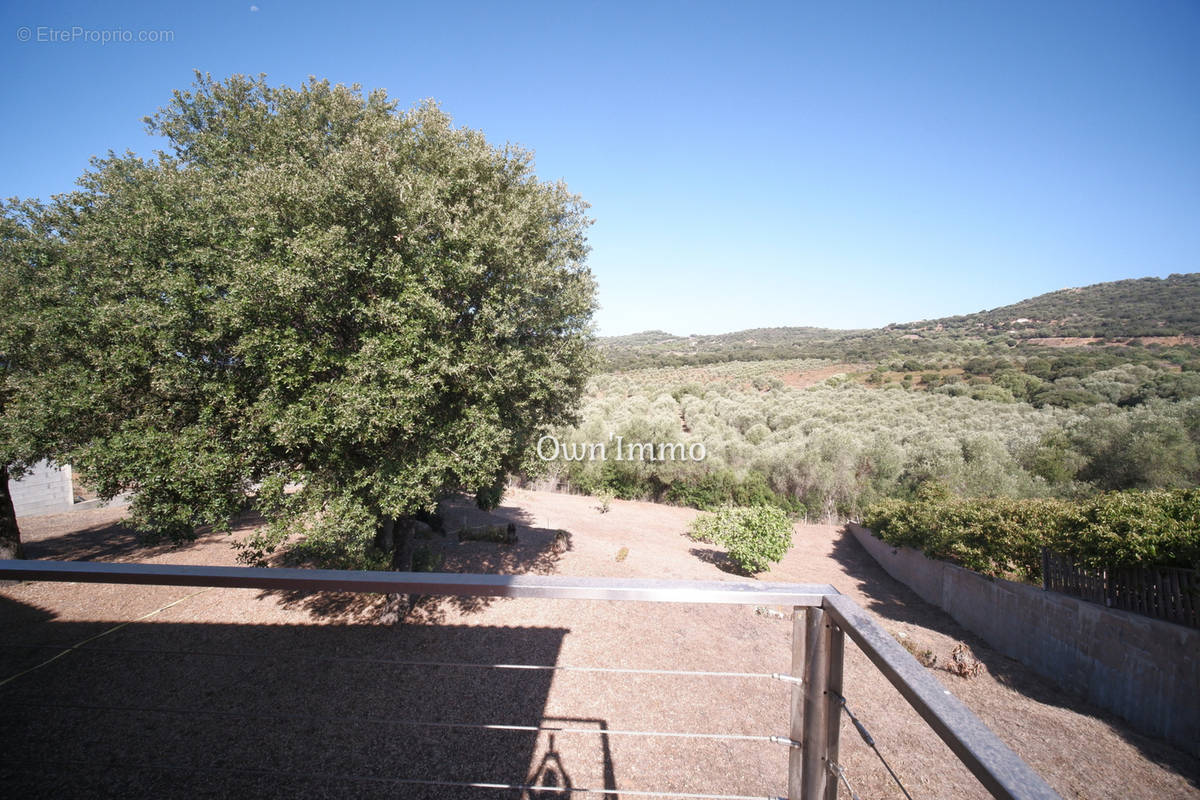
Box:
[888,273,1200,339]
[600,273,1200,370]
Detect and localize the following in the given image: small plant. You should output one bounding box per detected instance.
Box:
[597,491,614,514]
[551,530,571,554]
[897,633,938,668]
[615,546,629,562]
[687,505,794,574]
[947,643,984,678]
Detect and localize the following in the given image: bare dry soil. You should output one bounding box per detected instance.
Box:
[1,489,1197,798]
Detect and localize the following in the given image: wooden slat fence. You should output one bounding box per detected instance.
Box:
[1042,549,1199,629]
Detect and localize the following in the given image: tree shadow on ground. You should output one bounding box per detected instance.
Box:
[0,593,608,799]
[687,546,753,577]
[262,496,572,625]
[829,525,1200,786]
[20,511,264,563]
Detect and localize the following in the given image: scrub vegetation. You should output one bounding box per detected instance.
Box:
[540,277,1200,571]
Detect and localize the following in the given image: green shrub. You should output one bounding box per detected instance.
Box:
[688,505,794,574]
[665,470,805,514]
[411,545,444,573]
[1063,489,1200,569]
[863,487,1200,579]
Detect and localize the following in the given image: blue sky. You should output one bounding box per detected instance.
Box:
[2,1,1197,336]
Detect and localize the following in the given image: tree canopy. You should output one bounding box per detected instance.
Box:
[1,73,597,566]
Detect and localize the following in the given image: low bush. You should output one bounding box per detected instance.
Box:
[863,485,1200,580]
[688,505,794,574]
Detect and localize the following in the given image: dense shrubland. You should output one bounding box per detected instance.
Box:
[536,358,1200,520]
[569,277,1200,572]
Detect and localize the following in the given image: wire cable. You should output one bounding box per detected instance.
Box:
[9,700,786,744]
[0,643,779,680]
[7,757,786,799]
[833,692,915,800]
[0,588,210,689]
[827,760,862,800]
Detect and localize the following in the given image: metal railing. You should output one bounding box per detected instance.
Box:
[0,559,1060,799]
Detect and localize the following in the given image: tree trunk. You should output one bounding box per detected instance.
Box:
[375,515,415,625]
[375,515,395,554]
[0,464,24,559]
[391,517,414,572]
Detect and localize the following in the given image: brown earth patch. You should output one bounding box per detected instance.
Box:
[2,492,1197,798]
[778,363,865,388]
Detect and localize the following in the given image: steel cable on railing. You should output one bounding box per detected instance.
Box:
[826,760,863,800]
[832,691,915,800]
[0,641,799,796]
[5,699,799,746]
[0,642,784,681]
[6,758,788,800]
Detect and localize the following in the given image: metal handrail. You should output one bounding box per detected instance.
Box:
[0,559,1061,800]
[0,559,835,606]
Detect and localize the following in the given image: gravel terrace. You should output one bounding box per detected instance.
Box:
[1,488,1197,799]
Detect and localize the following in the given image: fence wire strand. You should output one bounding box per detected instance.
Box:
[8,700,784,744]
[827,761,863,800]
[0,642,779,680]
[833,692,915,800]
[8,758,785,799]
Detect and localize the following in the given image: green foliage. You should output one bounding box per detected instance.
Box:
[457,523,517,544]
[545,361,1068,516]
[687,505,794,573]
[864,488,1200,578]
[1024,400,1200,490]
[474,479,507,512]
[664,469,805,514]
[1064,490,1200,569]
[3,73,597,565]
[411,544,444,573]
[863,492,1072,579]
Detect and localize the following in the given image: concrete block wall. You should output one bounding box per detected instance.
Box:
[848,524,1200,757]
[7,461,76,518]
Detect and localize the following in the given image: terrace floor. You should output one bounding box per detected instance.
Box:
[1,488,1197,798]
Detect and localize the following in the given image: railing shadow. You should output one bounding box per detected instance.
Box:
[0,592,597,799]
[524,721,618,800]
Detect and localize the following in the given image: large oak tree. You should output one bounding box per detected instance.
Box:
[1,73,597,567]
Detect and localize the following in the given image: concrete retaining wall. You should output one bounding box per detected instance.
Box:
[848,524,1200,757]
[8,461,76,518]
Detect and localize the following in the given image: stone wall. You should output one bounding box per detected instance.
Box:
[848,524,1200,757]
[8,461,76,518]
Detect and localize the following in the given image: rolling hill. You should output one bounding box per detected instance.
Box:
[600,273,1200,370]
[889,273,1200,339]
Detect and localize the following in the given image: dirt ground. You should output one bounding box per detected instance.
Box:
[2,489,1198,799]
[778,364,865,388]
